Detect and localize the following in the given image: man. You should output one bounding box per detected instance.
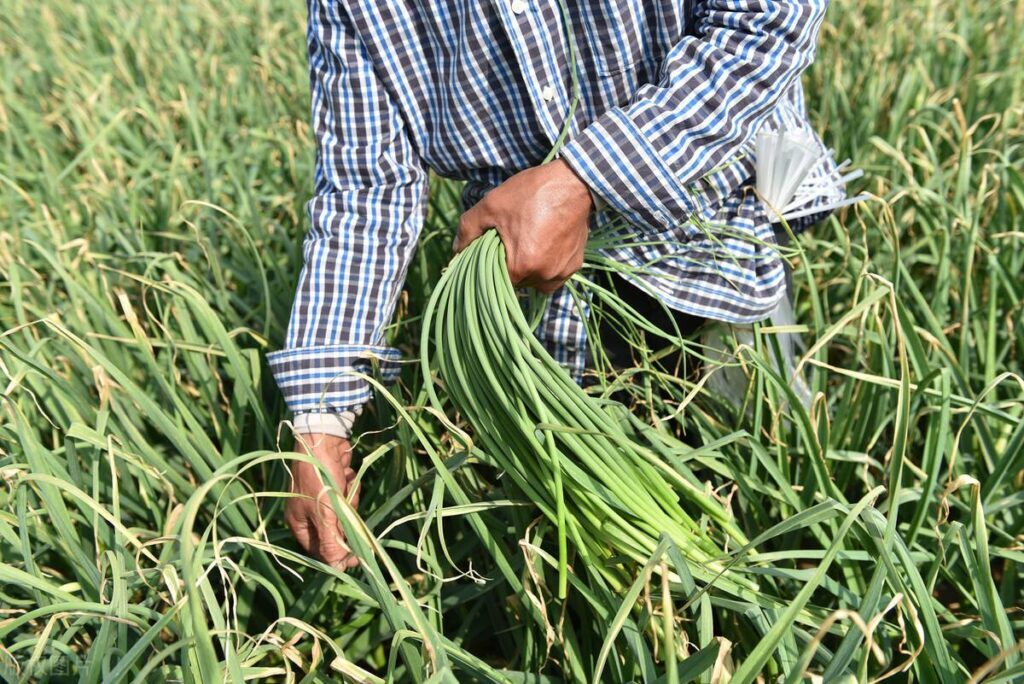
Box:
[270,0,843,568]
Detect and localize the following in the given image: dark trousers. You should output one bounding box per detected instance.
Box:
[589,220,806,377]
[589,272,705,378]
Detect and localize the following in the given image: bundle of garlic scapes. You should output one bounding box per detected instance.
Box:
[421,231,753,599]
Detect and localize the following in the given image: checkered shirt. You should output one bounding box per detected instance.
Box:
[268,0,843,415]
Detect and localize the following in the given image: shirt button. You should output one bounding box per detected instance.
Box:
[540,85,556,102]
[511,0,527,14]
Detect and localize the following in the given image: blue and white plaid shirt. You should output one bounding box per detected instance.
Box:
[269,0,842,416]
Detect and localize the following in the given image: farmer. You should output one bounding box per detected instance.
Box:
[271,0,844,568]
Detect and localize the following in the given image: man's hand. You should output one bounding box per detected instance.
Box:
[455,159,594,294]
[285,433,360,570]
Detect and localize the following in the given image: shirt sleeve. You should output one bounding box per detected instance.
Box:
[559,0,829,234]
[266,0,427,415]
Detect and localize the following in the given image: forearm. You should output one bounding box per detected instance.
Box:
[561,0,830,233]
[268,0,427,416]
[267,188,425,414]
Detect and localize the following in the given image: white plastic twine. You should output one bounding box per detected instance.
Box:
[754,127,870,222]
[703,127,869,411]
[702,297,813,412]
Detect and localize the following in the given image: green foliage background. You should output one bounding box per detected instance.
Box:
[1,0,1022,681]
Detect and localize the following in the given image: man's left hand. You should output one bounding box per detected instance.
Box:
[455,159,593,294]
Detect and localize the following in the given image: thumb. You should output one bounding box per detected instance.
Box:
[454,204,490,253]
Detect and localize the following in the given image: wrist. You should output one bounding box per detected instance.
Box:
[552,158,595,214]
[292,432,352,467]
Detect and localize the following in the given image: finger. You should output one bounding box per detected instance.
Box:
[536,278,566,295]
[310,490,354,565]
[515,267,563,293]
[532,256,580,294]
[286,512,314,554]
[313,521,353,569]
[507,249,532,288]
[454,205,490,253]
[320,544,352,570]
[509,252,569,292]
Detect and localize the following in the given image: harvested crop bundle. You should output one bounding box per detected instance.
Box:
[420,230,754,600]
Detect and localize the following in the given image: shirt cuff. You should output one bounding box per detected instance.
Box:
[266,344,402,414]
[560,108,708,234]
[292,407,362,438]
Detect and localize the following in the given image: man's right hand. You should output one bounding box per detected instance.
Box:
[285,433,360,570]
